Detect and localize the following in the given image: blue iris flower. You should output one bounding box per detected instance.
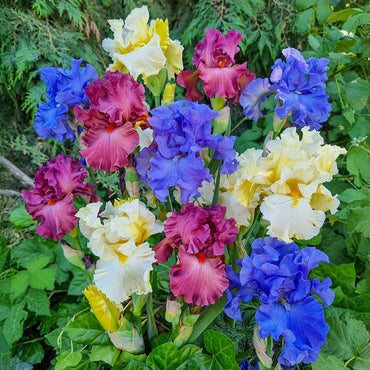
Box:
[34,58,98,142]
[240,48,331,130]
[225,237,334,367]
[137,100,238,203]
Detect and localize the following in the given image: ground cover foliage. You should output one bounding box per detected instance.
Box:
[0,0,369,369]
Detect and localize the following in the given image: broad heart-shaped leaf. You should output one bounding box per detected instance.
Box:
[145,343,202,370]
[29,267,55,290]
[124,359,149,369]
[64,312,110,345]
[146,343,182,370]
[0,332,11,370]
[188,330,239,370]
[3,301,27,345]
[311,353,344,369]
[322,317,369,361]
[18,341,44,365]
[346,138,370,187]
[67,268,88,296]
[25,288,51,316]
[89,344,120,366]
[10,270,30,298]
[12,238,53,269]
[55,351,82,370]
[9,205,35,228]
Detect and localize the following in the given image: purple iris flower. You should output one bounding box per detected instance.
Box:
[137,100,238,203]
[34,58,98,142]
[225,237,334,367]
[240,48,331,130]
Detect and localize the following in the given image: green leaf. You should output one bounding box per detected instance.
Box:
[18,341,44,365]
[26,256,51,273]
[310,263,356,295]
[312,353,344,369]
[295,8,314,34]
[202,330,239,370]
[178,344,203,365]
[343,13,370,32]
[328,8,362,24]
[316,0,332,24]
[346,79,370,112]
[146,343,181,370]
[347,139,370,187]
[9,206,34,227]
[308,35,321,51]
[68,268,88,296]
[12,238,53,269]
[10,270,30,298]
[2,301,27,345]
[64,312,110,345]
[354,343,370,370]
[25,288,51,316]
[0,332,11,370]
[125,359,149,369]
[189,294,227,343]
[89,344,120,365]
[343,109,355,124]
[322,317,369,361]
[9,357,33,370]
[295,0,316,11]
[55,351,82,370]
[347,207,370,238]
[29,267,55,290]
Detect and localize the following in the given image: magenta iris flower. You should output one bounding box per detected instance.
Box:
[34,58,98,142]
[137,100,238,203]
[240,48,331,130]
[153,203,238,306]
[177,29,255,104]
[225,237,334,366]
[74,71,150,172]
[22,155,99,241]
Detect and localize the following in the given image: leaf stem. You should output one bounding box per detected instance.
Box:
[231,116,248,134]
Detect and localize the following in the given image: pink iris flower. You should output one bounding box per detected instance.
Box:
[177,29,255,104]
[22,155,99,241]
[74,71,150,171]
[153,203,238,306]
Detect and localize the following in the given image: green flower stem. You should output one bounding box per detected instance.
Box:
[334,74,345,110]
[212,168,221,205]
[72,236,82,251]
[146,293,158,342]
[155,95,161,108]
[231,116,248,134]
[243,208,261,250]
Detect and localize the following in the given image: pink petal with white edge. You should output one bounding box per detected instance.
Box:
[170,247,228,306]
[81,124,139,171]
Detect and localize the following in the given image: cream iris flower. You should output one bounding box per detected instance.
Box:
[234,127,346,242]
[77,199,163,303]
[102,6,183,82]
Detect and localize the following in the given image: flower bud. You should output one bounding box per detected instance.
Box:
[162,83,176,106]
[83,285,121,332]
[212,106,230,135]
[61,242,85,270]
[108,317,145,353]
[165,297,182,326]
[252,325,273,368]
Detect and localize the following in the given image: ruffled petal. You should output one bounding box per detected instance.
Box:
[170,247,228,306]
[177,70,203,101]
[166,39,184,79]
[94,242,156,304]
[260,195,326,243]
[80,124,139,171]
[256,297,329,366]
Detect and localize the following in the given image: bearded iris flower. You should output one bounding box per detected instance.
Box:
[34,58,98,142]
[137,100,239,203]
[240,48,331,130]
[76,199,163,303]
[74,71,152,172]
[225,237,334,367]
[102,6,183,82]
[21,155,99,241]
[178,28,255,103]
[153,203,238,306]
[234,127,346,242]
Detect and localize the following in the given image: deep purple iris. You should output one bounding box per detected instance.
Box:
[225,237,334,366]
[137,100,238,203]
[240,48,331,130]
[34,58,98,142]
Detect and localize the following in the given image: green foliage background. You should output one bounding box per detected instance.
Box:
[0,0,369,369]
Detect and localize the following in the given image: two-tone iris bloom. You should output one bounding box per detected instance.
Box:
[102,6,183,82]
[234,127,346,242]
[76,199,163,303]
